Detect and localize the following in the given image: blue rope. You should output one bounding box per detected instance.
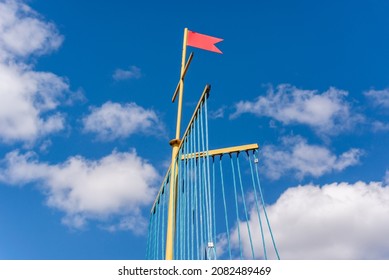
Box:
[190,124,195,260]
[175,163,179,259]
[182,138,188,259]
[161,183,166,259]
[156,199,160,259]
[159,196,164,259]
[203,97,215,259]
[160,198,164,260]
[146,215,152,259]
[230,153,243,259]
[170,156,178,259]
[177,145,183,259]
[180,143,186,259]
[173,161,178,259]
[247,151,267,260]
[199,105,209,239]
[200,103,210,238]
[152,209,158,259]
[196,111,205,259]
[150,210,154,259]
[199,104,210,259]
[186,138,191,259]
[253,150,280,260]
[219,156,231,259]
[192,119,200,260]
[236,154,256,259]
[212,156,217,258]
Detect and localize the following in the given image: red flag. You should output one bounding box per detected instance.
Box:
[187,30,223,54]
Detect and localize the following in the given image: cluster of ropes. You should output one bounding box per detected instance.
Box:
[146,88,280,260]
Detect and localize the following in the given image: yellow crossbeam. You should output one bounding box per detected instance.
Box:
[150,143,259,214]
[181,143,259,159]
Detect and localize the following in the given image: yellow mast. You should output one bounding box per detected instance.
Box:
[150,29,266,260]
[165,27,188,260]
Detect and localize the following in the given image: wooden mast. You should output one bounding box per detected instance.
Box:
[165,27,189,260]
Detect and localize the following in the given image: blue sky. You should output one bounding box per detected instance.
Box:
[1,0,389,259]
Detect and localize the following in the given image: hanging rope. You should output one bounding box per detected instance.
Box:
[146,174,170,260]
[229,153,243,259]
[218,155,232,259]
[147,88,280,260]
[145,214,152,259]
[190,124,196,260]
[212,156,217,258]
[253,150,281,260]
[161,184,167,258]
[247,151,267,259]
[236,153,256,259]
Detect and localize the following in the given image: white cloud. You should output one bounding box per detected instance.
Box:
[0,0,63,60]
[103,215,149,236]
[371,121,389,132]
[39,139,52,153]
[0,0,74,144]
[231,84,362,135]
[364,88,389,108]
[83,101,165,140]
[0,149,159,232]
[364,89,389,134]
[113,66,142,81]
[228,181,389,259]
[0,63,70,142]
[209,106,226,119]
[262,136,362,180]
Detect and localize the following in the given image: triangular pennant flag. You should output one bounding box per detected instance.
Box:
[187,30,223,54]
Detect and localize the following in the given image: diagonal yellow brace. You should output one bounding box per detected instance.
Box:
[171,52,194,103]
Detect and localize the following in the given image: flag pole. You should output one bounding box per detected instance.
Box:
[165,27,188,260]
[175,27,188,140]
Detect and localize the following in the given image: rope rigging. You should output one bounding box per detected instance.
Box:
[146,89,280,260]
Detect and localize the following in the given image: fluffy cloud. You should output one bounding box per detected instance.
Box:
[364,89,389,132]
[262,136,362,180]
[83,101,165,140]
[0,0,73,143]
[231,84,362,135]
[113,66,142,81]
[226,181,389,259]
[0,0,63,60]
[0,150,159,232]
[0,62,69,143]
[364,88,389,109]
[103,215,149,235]
[209,106,226,119]
[371,121,389,132]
